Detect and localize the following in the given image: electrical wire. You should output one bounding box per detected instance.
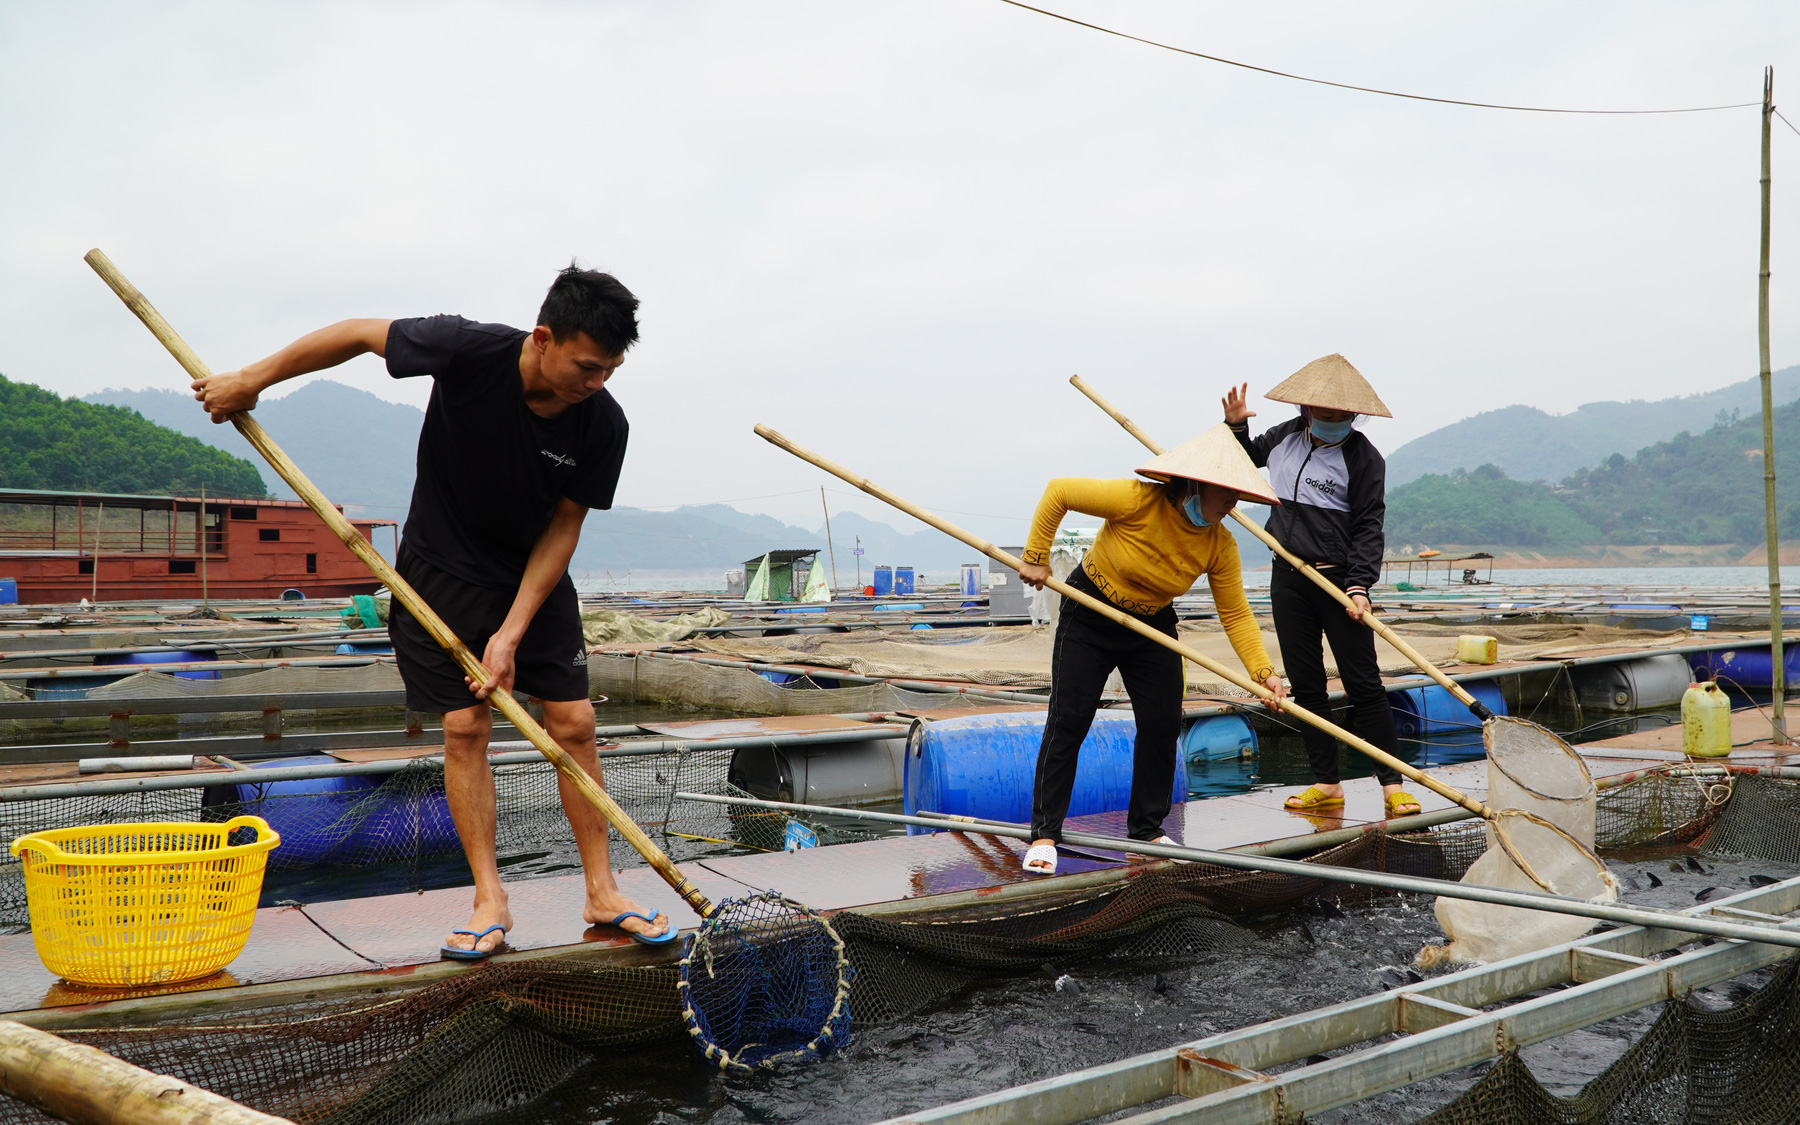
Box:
[995,0,1761,116]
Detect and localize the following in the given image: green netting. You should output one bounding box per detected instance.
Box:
[1413,958,1800,1125]
[0,769,1783,1125]
[0,827,1479,1125]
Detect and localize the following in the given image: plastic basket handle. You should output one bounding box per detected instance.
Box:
[220,815,280,847]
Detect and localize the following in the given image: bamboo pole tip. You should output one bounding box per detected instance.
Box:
[753,423,780,441]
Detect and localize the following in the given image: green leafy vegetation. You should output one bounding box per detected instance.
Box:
[1387,399,1800,547]
[0,375,267,497]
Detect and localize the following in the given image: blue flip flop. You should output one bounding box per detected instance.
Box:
[440,924,507,961]
[608,910,676,945]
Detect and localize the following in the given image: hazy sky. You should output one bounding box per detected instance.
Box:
[3,1,1798,542]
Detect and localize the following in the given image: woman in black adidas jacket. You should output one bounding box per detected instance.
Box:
[1225,354,1419,820]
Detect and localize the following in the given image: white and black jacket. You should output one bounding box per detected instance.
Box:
[1231,417,1386,596]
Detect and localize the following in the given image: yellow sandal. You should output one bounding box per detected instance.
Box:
[1384,791,1422,818]
[1284,786,1346,811]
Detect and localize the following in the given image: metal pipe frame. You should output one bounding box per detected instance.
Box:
[0,725,907,801]
[0,627,389,664]
[872,875,1800,1125]
[634,649,1051,703]
[0,655,390,682]
[679,793,1800,951]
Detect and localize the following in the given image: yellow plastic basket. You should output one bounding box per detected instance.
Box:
[10,816,281,986]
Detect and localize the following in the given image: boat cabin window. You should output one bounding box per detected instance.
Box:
[77,559,93,575]
[259,528,281,542]
[169,560,196,574]
[230,507,258,520]
[306,553,317,574]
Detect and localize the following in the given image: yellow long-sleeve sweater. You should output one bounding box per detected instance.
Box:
[1023,477,1273,682]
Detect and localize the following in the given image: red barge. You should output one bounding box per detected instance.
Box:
[0,487,398,604]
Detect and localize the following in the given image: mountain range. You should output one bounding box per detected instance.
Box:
[1384,365,1800,486]
[70,363,1800,570]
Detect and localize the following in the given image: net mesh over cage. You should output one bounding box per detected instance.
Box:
[678,893,852,1071]
[6,773,1800,1124]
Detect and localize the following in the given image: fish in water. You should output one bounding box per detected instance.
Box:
[1152,974,1173,995]
[1377,968,1420,989]
[1644,871,1663,889]
[1748,874,1780,888]
[1055,974,1081,994]
[1694,886,1723,902]
[1071,1022,1103,1035]
[1314,900,1346,919]
[1685,856,1708,875]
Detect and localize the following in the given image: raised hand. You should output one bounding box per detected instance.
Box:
[1222,383,1256,426]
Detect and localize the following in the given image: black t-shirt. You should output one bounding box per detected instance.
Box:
[387,315,628,589]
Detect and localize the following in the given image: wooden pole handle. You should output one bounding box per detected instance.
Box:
[1068,374,1491,717]
[84,249,713,918]
[0,1019,294,1125]
[752,424,1490,819]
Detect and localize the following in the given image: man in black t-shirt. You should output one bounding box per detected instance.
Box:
[195,265,670,957]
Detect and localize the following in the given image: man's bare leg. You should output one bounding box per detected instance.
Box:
[541,697,670,940]
[442,704,513,955]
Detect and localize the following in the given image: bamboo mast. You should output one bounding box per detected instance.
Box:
[821,486,839,592]
[1760,67,1787,744]
[90,502,101,605]
[198,483,209,611]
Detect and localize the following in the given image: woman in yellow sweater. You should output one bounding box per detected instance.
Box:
[1017,426,1285,875]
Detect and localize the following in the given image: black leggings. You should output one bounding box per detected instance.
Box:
[1031,568,1184,843]
[1269,564,1408,787]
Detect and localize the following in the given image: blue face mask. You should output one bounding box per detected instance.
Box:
[1180,492,1212,528]
[1309,416,1355,443]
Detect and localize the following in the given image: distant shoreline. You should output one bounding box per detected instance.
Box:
[1385,544,1800,570]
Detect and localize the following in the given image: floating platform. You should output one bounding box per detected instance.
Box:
[0,739,1692,1030]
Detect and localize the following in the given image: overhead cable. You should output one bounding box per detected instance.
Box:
[995,0,1760,116]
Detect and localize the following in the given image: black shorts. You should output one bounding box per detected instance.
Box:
[389,546,590,713]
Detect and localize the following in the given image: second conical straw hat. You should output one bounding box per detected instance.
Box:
[1136,424,1281,506]
[1265,354,1392,418]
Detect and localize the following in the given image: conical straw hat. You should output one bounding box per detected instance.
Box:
[1136,424,1281,506]
[1265,354,1392,418]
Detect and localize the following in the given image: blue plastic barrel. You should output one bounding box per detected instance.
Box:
[903,711,1179,834]
[1181,714,1256,763]
[0,578,15,605]
[872,566,894,596]
[228,756,458,867]
[1692,644,1800,691]
[1180,715,1258,798]
[1388,681,1507,746]
[334,643,394,655]
[97,650,220,681]
[894,567,915,595]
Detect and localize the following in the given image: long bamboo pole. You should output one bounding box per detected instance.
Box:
[752,424,1493,819]
[84,249,713,918]
[0,1019,293,1125]
[1760,68,1788,744]
[1068,374,1496,718]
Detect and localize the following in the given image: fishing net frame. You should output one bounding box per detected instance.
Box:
[677,892,853,1071]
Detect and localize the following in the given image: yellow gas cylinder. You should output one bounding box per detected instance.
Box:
[1681,681,1731,758]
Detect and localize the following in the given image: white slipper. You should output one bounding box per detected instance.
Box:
[1149,835,1194,864]
[1022,843,1059,876]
